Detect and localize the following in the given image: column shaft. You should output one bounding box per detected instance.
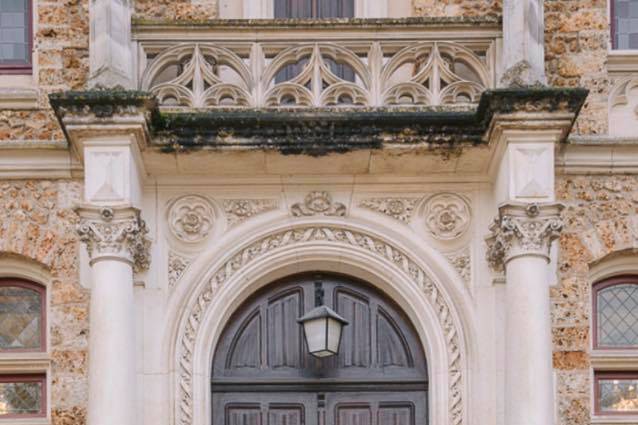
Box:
[88,259,136,425]
[505,255,554,425]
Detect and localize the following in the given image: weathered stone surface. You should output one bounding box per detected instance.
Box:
[134,0,217,20]
[545,0,610,135]
[413,0,501,19]
[553,175,638,425]
[0,181,88,423]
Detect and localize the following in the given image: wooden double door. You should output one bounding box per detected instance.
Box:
[211,273,429,425]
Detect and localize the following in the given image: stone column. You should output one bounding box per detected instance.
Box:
[486,202,563,425]
[501,0,546,86]
[76,205,150,425]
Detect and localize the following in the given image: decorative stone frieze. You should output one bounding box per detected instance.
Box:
[223,199,278,226]
[424,193,471,240]
[168,252,191,290]
[291,191,346,217]
[359,197,419,223]
[168,195,215,243]
[485,202,564,270]
[76,204,151,272]
[445,248,471,286]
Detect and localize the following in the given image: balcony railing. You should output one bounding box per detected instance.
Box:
[132,18,502,110]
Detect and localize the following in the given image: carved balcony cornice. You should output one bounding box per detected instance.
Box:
[485,202,564,271]
[76,204,151,272]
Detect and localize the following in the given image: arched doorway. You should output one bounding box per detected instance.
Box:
[211,273,428,425]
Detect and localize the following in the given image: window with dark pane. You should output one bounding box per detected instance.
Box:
[0,375,45,417]
[612,0,638,49]
[595,278,638,348]
[0,281,44,351]
[596,373,638,414]
[274,0,355,83]
[0,0,31,69]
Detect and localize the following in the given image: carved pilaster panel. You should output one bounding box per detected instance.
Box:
[485,203,563,271]
[76,205,151,272]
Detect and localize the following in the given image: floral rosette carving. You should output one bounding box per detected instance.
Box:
[424,193,471,240]
[168,195,215,243]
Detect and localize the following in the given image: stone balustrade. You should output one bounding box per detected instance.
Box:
[132,18,501,109]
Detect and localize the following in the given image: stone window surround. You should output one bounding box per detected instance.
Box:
[0,0,39,110]
[589,255,638,424]
[0,257,51,425]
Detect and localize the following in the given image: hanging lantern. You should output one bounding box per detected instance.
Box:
[297,305,349,358]
[297,279,349,358]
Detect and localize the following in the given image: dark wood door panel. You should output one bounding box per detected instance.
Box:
[213,393,317,425]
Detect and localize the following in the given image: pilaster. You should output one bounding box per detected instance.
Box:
[501,0,546,86]
[89,0,135,88]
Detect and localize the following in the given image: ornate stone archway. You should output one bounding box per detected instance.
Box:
[169,222,474,425]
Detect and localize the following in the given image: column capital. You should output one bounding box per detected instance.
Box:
[76,204,151,272]
[486,202,563,270]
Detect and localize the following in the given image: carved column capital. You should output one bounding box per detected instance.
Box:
[486,202,564,270]
[76,204,151,272]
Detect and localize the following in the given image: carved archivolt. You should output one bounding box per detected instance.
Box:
[142,41,492,109]
[359,197,420,223]
[168,195,215,243]
[176,225,465,425]
[424,193,471,240]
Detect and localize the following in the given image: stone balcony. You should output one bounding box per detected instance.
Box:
[133,17,502,110]
[48,17,588,177]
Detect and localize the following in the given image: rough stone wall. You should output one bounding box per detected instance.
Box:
[134,0,217,20]
[0,0,88,142]
[412,0,501,18]
[0,180,87,425]
[554,174,638,425]
[544,1,609,135]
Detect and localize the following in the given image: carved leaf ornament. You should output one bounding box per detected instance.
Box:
[176,226,464,425]
[142,41,491,109]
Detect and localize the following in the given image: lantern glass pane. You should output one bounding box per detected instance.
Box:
[303,317,327,354]
[326,317,343,354]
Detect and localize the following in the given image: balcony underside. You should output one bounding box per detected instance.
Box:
[49,88,587,177]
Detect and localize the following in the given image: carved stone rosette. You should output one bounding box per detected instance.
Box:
[485,203,564,270]
[168,195,215,243]
[76,205,151,272]
[424,193,471,240]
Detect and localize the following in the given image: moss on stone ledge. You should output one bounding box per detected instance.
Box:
[48,87,589,156]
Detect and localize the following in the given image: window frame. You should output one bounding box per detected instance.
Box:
[0,0,33,75]
[0,373,47,419]
[610,0,638,51]
[594,371,638,416]
[0,278,47,353]
[592,275,638,350]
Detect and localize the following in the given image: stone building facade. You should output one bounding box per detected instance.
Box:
[0,1,637,425]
